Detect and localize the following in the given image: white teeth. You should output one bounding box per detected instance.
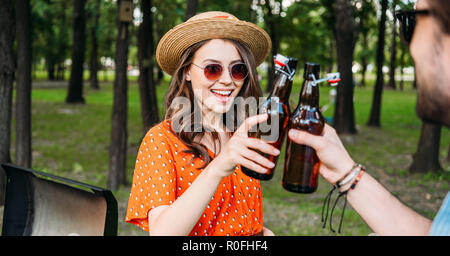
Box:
[211,89,232,96]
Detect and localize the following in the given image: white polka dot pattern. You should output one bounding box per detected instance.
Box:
[125,120,264,236]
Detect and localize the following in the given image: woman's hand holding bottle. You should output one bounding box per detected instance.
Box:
[209,114,281,179]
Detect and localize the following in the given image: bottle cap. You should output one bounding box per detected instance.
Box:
[274,54,297,80]
[303,62,320,80]
[274,54,289,68]
[287,58,298,75]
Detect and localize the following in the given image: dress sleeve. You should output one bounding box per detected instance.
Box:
[125,126,176,232]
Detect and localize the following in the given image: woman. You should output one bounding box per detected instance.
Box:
[125,11,278,236]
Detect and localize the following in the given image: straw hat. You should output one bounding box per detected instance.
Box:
[156,11,272,75]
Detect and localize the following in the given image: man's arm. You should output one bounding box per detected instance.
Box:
[288,125,432,235]
[345,172,432,235]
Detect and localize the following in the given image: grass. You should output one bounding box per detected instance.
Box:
[6,72,450,236]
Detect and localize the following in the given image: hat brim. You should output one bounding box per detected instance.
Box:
[156,18,272,76]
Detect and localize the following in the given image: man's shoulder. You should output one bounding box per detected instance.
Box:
[429,192,450,236]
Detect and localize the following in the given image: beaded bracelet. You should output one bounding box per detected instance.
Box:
[350,167,365,190]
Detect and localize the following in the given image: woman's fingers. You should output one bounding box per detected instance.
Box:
[219,113,280,176]
[243,137,280,156]
[240,148,275,169]
[235,113,268,137]
[237,156,268,174]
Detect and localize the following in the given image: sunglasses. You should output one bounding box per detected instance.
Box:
[395,9,430,44]
[192,62,248,81]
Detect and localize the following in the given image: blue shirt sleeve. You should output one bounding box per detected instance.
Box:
[429,192,450,236]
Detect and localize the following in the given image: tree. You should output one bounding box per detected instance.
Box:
[54,0,71,81]
[321,0,337,72]
[387,0,398,90]
[15,0,33,168]
[333,0,358,134]
[409,121,443,173]
[185,0,198,21]
[88,0,101,90]
[153,5,165,85]
[38,0,58,80]
[447,144,450,162]
[66,0,87,104]
[97,0,117,79]
[396,0,415,91]
[138,0,159,134]
[367,0,388,127]
[281,1,334,70]
[31,0,71,81]
[260,0,282,93]
[0,0,15,205]
[108,0,133,190]
[398,40,406,90]
[355,0,376,87]
[359,30,369,87]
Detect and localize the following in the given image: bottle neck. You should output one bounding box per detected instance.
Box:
[270,71,293,104]
[299,79,319,107]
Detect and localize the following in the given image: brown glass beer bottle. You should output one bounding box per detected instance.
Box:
[242,54,298,180]
[282,62,324,193]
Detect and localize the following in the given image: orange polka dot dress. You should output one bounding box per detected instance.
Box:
[125,120,264,236]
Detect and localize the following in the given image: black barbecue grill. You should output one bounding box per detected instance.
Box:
[1,163,118,236]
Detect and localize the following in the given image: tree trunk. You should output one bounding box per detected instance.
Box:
[57,63,65,81]
[89,0,100,90]
[47,62,56,80]
[387,0,397,90]
[56,0,69,81]
[360,31,368,87]
[447,144,450,162]
[15,0,32,168]
[264,0,279,93]
[322,0,337,76]
[248,0,257,23]
[0,0,15,205]
[153,9,164,85]
[326,39,334,74]
[66,0,87,104]
[185,0,198,21]
[367,0,388,127]
[409,121,442,173]
[358,6,368,88]
[138,0,159,134]
[332,0,357,134]
[108,0,130,190]
[399,42,405,91]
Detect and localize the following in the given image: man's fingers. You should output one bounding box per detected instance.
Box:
[288,129,325,152]
[235,113,268,136]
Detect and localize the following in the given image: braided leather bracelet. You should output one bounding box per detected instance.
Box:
[336,163,363,188]
[321,163,366,234]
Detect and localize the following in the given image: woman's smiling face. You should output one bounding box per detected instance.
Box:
[186,39,246,115]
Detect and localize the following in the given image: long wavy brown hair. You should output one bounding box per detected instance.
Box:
[164,39,262,168]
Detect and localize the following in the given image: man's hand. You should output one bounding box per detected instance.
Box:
[288,124,355,184]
